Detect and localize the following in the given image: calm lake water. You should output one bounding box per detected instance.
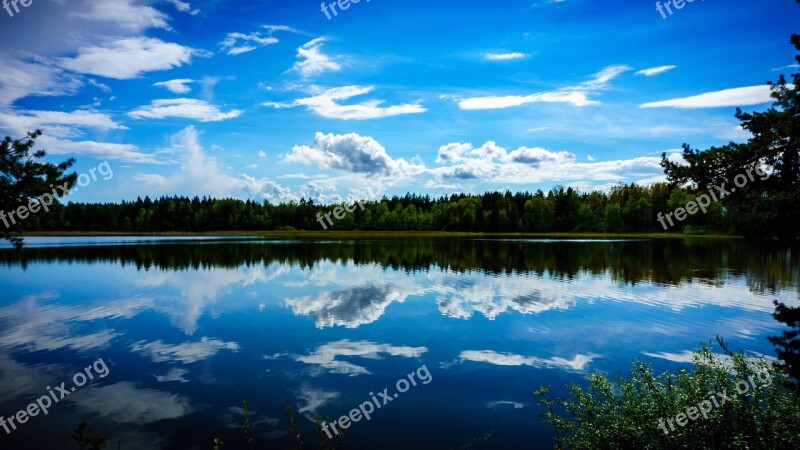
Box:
[0,237,797,449]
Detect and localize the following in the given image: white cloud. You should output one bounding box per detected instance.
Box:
[241,175,300,203]
[154,367,191,383]
[0,109,126,138]
[60,37,199,80]
[284,132,424,176]
[38,135,158,163]
[296,340,428,376]
[220,32,279,56]
[636,65,676,76]
[436,143,473,164]
[72,382,193,424]
[484,52,529,61]
[0,55,82,108]
[296,385,339,417]
[459,91,594,110]
[284,283,414,328]
[71,0,171,32]
[459,350,598,372]
[166,0,200,15]
[264,85,426,120]
[154,79,195,94]
[292,38,341,78]
[88,79,112,93]
[133,126,250,197]
[131,337,241,364]
[640,85,779,109]
[264,25,302,34]
[457,65,630,110]
[128,98,242,121]
[435,141,575,168]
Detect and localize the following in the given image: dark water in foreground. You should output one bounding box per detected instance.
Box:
[0,237,797,449]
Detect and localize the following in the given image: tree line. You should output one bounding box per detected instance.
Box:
[8,182,735,234]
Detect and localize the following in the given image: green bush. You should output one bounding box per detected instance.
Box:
[535,340,800,449]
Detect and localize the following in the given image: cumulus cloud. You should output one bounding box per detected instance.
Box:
[263,85,426,120]
[132,126,250,197]
[284,284,411,328]
[435,141,575,169]
[128,98,243,121]
[640,85,779,109]
[154,78,196,94]
[284,132,425,176]
[427,139,669,188]
[60,37,199,80]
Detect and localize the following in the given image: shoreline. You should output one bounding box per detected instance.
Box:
[14,231,742,239]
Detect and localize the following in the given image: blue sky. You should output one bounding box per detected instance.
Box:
[0,0,798,203]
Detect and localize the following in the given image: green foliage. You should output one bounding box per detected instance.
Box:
[71,423,107,450]
[0,130,77,248]
[661,7,800,241]
[242,401,254,450]
[768,300,800,390]
[16,183,746,235]
[535,340,800,449]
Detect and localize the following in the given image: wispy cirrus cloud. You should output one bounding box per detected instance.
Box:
[128,98,243,122]
[636,65,676,76]
[263,85,426,120]
[458,350,598,372]
[295,339,428,376]
[484,52,529,61]
[220,32,278,56]
[291,38,341,78]
[456,65,631,110]
[154,79,195,94]
[60,37,200,80]
[71,0,171,32]
[640,85,779,109]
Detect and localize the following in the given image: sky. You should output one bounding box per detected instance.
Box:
[0,0,798,204]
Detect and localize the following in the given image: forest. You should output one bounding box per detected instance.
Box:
[10,182,730,234]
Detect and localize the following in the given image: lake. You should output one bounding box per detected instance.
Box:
[0,237,797,449]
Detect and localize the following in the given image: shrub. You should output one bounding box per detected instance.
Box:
[535,339,800,449]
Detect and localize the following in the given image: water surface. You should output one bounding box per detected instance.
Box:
[0,237,797,449]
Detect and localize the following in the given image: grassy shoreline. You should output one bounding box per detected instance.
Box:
[15,231,742,239]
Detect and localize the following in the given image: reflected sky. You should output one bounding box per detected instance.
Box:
[0,237,797,449]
